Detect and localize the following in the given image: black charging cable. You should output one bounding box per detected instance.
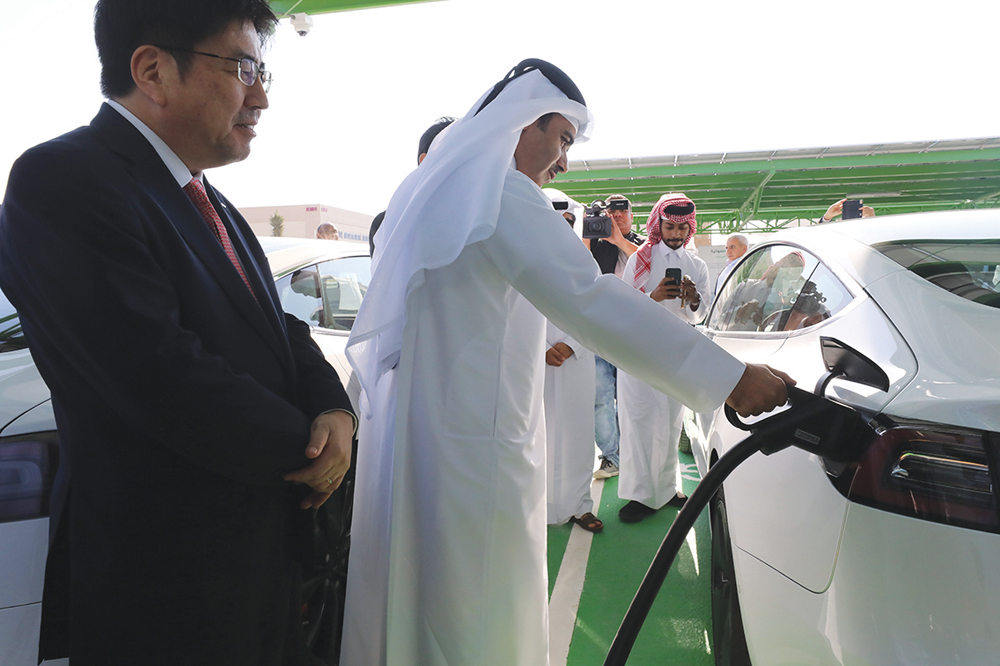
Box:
[603,384,875,665]
[602,431,761,665]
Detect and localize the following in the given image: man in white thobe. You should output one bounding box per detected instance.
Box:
[618,193,712,523]
[342,60,792,666]
[542,190,600,532]
[544,319,599,530]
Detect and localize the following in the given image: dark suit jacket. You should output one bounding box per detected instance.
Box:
[0,104,353,666]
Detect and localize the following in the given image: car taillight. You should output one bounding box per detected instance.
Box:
[828,418,999,533]
[0,433,59,523]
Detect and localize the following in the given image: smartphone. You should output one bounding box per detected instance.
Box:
[664,268,682,284]
[842,199,863,220]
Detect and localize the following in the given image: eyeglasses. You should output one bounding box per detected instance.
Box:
[155,46,272,93]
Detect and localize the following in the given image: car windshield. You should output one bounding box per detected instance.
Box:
[0,291,26,352]
[873,240,1000,310]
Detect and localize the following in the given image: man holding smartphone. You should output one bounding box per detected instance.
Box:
[616,192,712,522]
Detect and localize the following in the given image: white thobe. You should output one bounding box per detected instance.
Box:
[715,257,738,298]
[544,320,596,525]
[341,169,744,666]
[618,243,712,509]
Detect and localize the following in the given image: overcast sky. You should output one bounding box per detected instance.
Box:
[2,0,998,216]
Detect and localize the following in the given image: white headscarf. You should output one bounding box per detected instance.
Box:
[346,65,593,414]
[542,187,585,235]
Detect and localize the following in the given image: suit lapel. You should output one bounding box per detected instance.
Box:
[90,105,293,368]
[205,181,293,352]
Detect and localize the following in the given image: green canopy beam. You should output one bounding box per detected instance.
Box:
[269,0,440,16]
[735,169,775,225]
[552,138,1000,232]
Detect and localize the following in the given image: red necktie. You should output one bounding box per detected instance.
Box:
[183,179,257,299]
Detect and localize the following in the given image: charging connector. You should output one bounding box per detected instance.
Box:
[604,385,877,665]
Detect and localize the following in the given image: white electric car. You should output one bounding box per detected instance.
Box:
[0,237,369,666]
[685,210,1000,665]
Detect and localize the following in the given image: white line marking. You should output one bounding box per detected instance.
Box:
[548,478,604,666]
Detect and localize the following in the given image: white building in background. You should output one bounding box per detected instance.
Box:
[241,203,374,244]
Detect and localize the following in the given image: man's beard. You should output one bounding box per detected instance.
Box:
[664,237,685,249]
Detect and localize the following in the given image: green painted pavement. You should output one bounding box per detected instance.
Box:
[548,453,714,665]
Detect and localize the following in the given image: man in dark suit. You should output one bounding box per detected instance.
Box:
[0,2,355,664]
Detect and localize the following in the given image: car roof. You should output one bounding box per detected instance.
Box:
[761,209,1000,288]
[257,237,370,277]
[777,208,1000,245]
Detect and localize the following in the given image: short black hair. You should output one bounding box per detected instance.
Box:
[536,113,559,132]
[417,117,456,162]
[94,0,277,98]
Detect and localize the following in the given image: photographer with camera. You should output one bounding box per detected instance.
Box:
[583,194,643,276]
[581,194,645,479]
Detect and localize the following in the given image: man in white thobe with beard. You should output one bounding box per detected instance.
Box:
[342,59,792,666]
[618,193,712,523]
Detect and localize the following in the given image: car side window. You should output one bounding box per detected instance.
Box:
[709,246,818,332]
[274,256,371,332]
[779,263,853,332]
[709,250,766,330]
[314,256,371,331]
[275,268,323,327]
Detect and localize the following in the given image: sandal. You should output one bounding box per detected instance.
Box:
[570,512,603,534]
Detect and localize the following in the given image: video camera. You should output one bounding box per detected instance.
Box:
[583,200,613,239]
